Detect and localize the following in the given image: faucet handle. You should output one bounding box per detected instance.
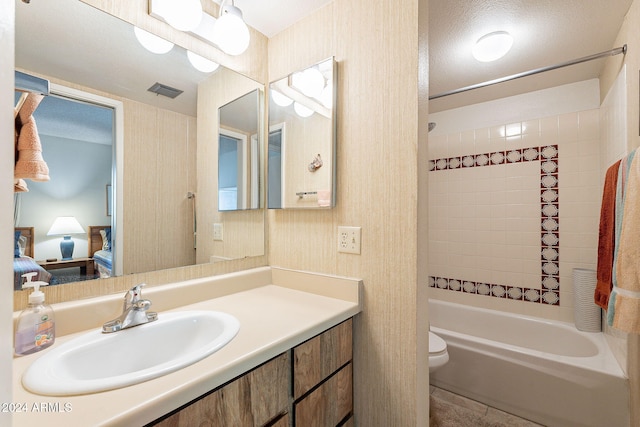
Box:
[123,283,146,308]
[129,283,146,293]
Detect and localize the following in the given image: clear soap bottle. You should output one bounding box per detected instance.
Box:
[15,273,55,356]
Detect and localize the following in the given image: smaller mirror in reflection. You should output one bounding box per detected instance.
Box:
[268,57,336,209]
[218,89,262,211]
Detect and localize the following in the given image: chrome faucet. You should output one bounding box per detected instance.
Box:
[102,284,158,333]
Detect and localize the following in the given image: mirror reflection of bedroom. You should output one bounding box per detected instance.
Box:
[14,84,114,290]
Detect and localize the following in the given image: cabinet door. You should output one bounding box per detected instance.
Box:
[293,318,352,399]
[153,352,290,427]
[294,362,353,427]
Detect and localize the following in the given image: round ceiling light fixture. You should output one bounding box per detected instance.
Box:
[472,31,513,62]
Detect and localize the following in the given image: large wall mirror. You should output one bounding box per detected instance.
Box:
[268,57,337,209]
[13,0,265,294]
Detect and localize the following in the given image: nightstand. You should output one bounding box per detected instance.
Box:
[37,257,95,277]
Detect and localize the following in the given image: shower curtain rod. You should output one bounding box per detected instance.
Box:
[429,44,627,100]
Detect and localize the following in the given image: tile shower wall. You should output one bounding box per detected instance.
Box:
[428,110,601,322]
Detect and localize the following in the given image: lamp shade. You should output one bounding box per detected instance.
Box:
[47,217,85,236]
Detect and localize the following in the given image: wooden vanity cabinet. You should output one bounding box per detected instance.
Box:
[151,352,290,427]
[293,318,353,426]
[149,318,354,427]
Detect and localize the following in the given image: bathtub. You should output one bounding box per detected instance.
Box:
[429,299,629,427]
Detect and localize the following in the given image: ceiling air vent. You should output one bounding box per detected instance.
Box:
[147,82,183,99]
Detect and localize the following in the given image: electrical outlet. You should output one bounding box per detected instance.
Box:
[338,226,361,254]
[213,223,224,241]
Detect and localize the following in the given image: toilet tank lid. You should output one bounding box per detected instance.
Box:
[429,331,447,353]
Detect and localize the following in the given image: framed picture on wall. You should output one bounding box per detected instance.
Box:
[106,184,112,216]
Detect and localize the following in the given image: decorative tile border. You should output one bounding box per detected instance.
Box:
[428,145,560,305]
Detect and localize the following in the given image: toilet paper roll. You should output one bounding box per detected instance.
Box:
[573,268,601,332]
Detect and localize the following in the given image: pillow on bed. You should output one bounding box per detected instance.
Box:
[19,236,27,256]
[14,230,21,258]
[100,228,112,251]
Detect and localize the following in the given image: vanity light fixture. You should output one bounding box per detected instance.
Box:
[472,31,513,62]
[134,26,174,54]
[149,0,251,56]
[293,102,314,118]
[271,90,293,107]
[291,68,325,98]
[212,0,250,56]
[187,51,220,73]
[156,0,203,32]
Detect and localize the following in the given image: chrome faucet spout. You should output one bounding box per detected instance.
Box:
[102,284,158,333]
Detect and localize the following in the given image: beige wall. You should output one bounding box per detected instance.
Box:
[196,67,265,263]
[600,0,640,423]
[123,100,197,274]
[268,0,424,424]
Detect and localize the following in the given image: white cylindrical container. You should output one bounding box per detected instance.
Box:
[573,268,601,332]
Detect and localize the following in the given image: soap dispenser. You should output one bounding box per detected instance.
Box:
[15,272,55,356]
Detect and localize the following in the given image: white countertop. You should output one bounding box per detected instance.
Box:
[11,267,362,426]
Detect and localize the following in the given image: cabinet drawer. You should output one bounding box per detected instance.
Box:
[294,362,353,427]
[293,318,352,399]
[153,352,290,427]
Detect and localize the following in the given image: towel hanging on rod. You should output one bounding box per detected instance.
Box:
[15,92,50,187]
[607,149,640,334]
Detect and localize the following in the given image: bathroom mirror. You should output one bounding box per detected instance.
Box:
[268,57,337,209]
[13,0,265,291]
[218,89,263,211]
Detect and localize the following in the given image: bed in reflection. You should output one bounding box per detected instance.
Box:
[14,227,52,290]
[88,225,112,278]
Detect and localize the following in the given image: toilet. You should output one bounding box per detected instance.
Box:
[429,331,449,373]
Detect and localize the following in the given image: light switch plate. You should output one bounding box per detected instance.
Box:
[213,223,223,241]
[338,226,361,254]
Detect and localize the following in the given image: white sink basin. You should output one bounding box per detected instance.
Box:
[22,310,240,396]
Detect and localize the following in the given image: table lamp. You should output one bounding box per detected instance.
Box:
[47,216,85,260]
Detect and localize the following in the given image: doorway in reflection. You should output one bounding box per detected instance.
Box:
[268,127,284,209]
[14,88,115,284]
[218,133,242,211]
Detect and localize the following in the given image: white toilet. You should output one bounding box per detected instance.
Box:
[429,331,449,373]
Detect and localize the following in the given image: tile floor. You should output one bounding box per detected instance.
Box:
[429,386,545,427]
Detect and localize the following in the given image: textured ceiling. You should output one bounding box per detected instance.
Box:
[429,0,633,112]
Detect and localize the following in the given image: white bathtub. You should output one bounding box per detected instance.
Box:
[429,299,629,427]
